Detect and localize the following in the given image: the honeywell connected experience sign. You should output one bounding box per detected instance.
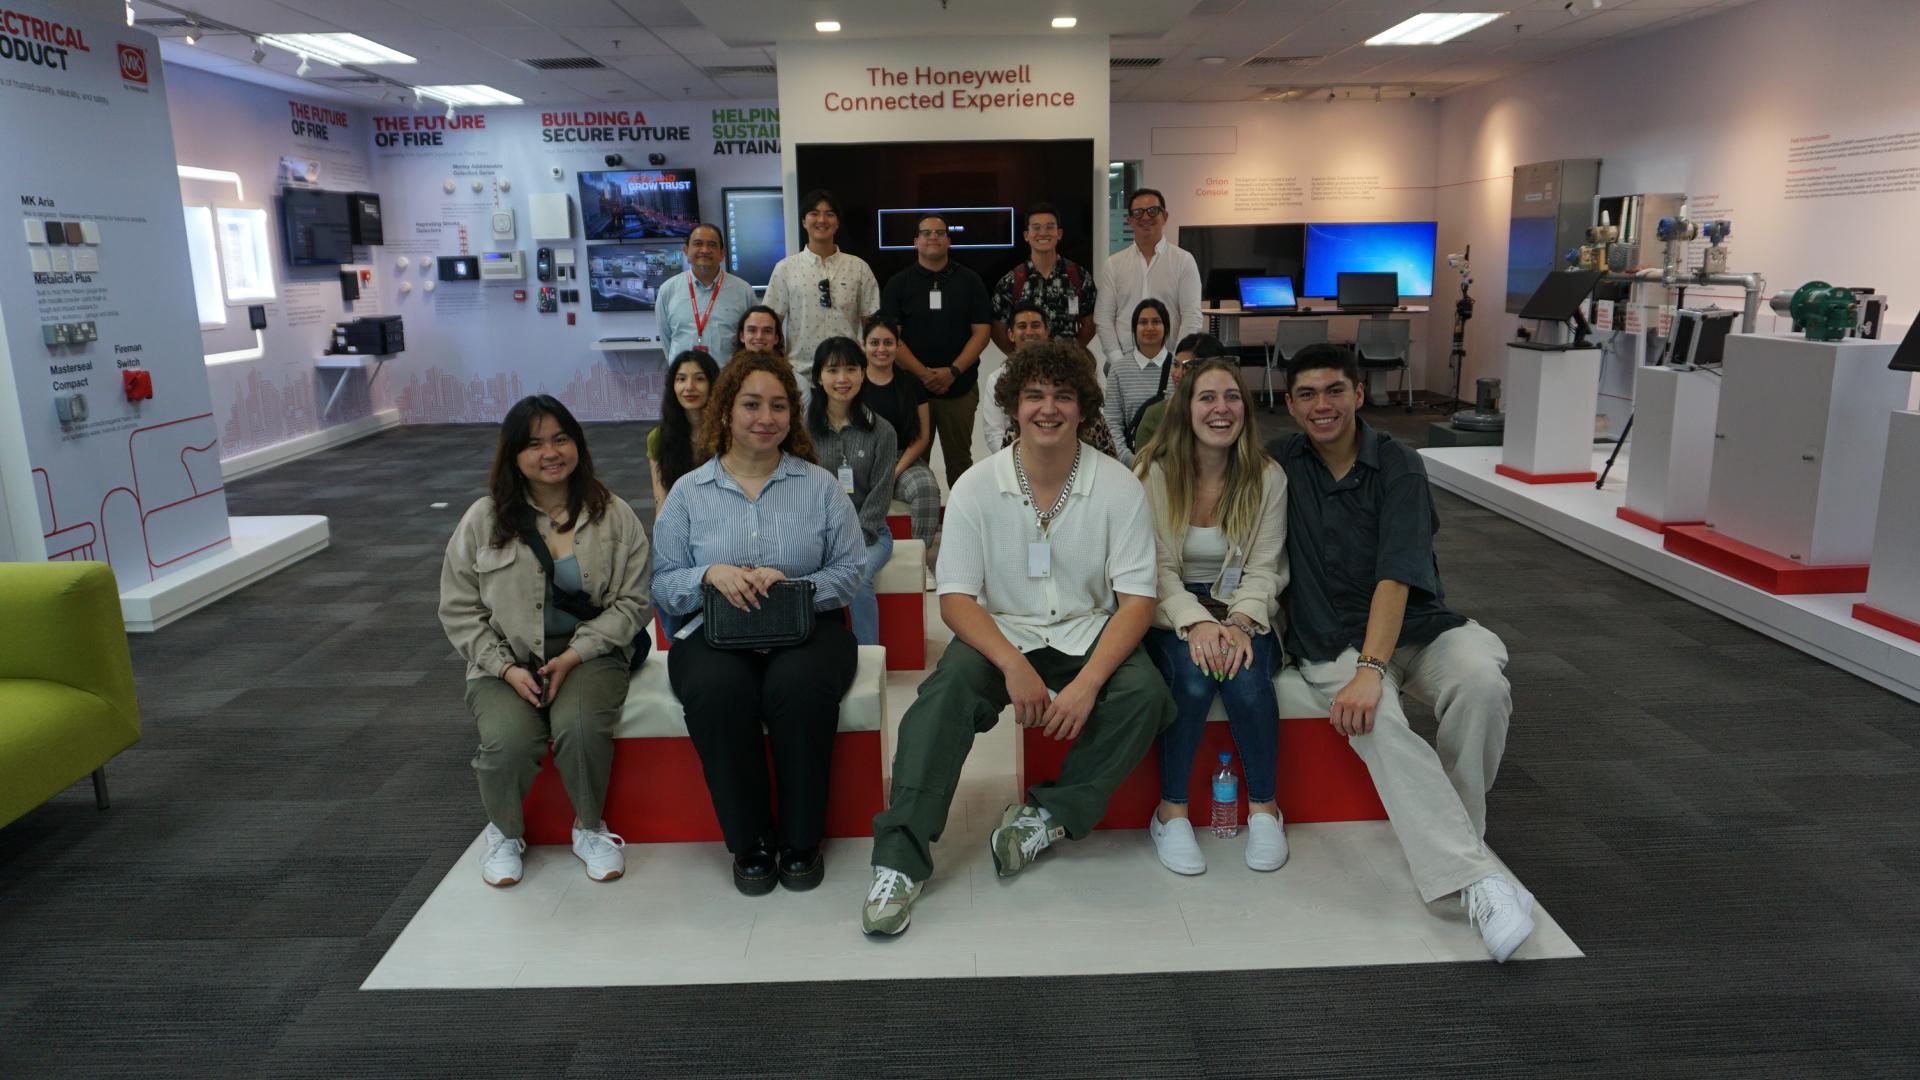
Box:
[825,64,1076,114]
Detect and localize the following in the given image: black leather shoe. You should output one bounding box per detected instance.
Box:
[779,847,824,891]
[733,845,778,896]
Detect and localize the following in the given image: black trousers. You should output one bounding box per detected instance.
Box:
[667,613,859,852]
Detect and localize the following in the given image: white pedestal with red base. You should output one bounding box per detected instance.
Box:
[1855,410,1920,641]
[1618,364,1718,534]
[1497,343,1601,484]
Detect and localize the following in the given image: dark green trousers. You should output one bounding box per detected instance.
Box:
[872,638,1174,881]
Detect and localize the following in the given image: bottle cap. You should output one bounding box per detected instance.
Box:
[1218,752,1231,763]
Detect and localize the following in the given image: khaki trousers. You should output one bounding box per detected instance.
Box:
[927,384,979,484]
[465,650,629,838]
[1295,620,1512,902]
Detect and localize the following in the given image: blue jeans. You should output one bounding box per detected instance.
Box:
[850,530,894,646]
[1145,584,1280,805]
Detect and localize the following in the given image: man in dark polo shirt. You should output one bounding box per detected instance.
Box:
[1271,342,1532,964]
[881,213,992,483]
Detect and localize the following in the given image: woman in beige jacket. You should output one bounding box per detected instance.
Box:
[1133,357,1290,877]
[439,395,651,889]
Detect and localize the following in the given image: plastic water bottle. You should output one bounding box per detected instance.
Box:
[1210,753,1240,839]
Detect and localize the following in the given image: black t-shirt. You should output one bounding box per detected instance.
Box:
[1269,421,1467,663]
[860,371,926,454]
[879,261,992,399]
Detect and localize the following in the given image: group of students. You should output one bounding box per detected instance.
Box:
[436,197,1538,965]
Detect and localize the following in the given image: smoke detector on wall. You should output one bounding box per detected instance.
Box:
[491,208,516,241]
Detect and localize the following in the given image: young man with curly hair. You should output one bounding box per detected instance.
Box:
[863,340,1175,936]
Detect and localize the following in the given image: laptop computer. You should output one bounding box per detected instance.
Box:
[1336,271,1399,312]
[1237,275,1298,312]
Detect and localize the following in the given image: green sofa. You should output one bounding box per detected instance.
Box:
[0,561,140,827]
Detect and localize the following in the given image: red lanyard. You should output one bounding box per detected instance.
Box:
[688,271,725,342]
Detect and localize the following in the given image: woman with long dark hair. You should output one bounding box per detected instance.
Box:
[650,349,720,509]
[653,353,864,896]
[439,395,651,889]
[860,315,941,571]
[1132,358,1290,876]
[806,336,899,646]
[1104,297,1173,464]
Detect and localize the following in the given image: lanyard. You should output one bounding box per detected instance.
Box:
[688,270,725,340]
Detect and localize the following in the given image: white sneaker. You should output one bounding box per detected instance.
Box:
[1245,812,1288,872]
[1149,814,1206,875]
[1463,874,1536,963]
[480,822,526,887]
[571,820,627,882]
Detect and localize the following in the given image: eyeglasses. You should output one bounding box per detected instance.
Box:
[1026,223,1059,234]
[1125,206,1166,221]
[817,277,833,309]
[917,228,949,239]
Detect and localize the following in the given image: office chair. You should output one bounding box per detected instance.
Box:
[1354,315,1414,411]
[1266,319,1330,411]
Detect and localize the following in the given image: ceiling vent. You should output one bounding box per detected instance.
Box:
[703,64,777,78]
[1246,55,1323,68]
[522,56,606,71]
[309,75,385,86]
[1109,57,1163,70]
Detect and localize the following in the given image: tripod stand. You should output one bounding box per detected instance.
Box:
[1436,252,1475,412]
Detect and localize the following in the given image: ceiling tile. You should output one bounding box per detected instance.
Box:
[561,28,678,56]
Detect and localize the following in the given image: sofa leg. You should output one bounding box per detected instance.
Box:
[92,767,110,810]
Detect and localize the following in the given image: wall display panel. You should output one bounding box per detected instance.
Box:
[1303,222,1437,298]
[1180,224,1306,301]
[589,243,686,312]
[721,187,784,291]
[280,188,354,266]
[578,169,700,241]
[794,139,1095,284]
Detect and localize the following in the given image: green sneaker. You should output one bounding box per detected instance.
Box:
[989,802,1066,878]
[862,866,924,936]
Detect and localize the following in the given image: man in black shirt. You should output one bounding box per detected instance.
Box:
[881,213,992,483]
[1272,343,1532,964]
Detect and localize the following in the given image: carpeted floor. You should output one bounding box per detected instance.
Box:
[4,406,1919,1078]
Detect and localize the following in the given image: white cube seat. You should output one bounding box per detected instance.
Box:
[613,644,887,738]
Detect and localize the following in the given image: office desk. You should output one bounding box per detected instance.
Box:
[1199,305,1430,347]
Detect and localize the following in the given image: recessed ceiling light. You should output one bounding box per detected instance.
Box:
[815,20,841,33]
[1051,17,1077,29]
[1199,55,1227,65]
[414,84,525,107]
[1365,12,1506,46]
[259,32,416,66]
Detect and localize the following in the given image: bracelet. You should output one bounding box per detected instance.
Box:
[1354,655,1389,678]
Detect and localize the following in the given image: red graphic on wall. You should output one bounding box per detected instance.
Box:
[33,414,230,582]
[117,43,148,84]
[31,467,97,561]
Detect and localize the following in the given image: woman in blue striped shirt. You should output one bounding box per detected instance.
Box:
[652,352,865,896]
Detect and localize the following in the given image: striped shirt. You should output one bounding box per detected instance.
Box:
[1103,348,1171,464]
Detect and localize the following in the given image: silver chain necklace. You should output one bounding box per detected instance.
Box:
[1014,440,1082,527]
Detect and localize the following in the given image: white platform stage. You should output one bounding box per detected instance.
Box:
[1421,445,1920,704]
[119,515,329,632]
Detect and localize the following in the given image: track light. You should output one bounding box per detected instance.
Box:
[1373,86,1382,103]
[183,23,200,45]
[445,103,456,122]
[296,55,310,76]
[125,3,134,26]
[251,39,267,64]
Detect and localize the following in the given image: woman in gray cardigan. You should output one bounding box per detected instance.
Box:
[806,336,900,645]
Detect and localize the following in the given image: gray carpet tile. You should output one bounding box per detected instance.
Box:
[3,407,1920,1078]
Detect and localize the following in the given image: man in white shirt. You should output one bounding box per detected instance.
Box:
[655,223,756,361]
[1092,187,1203,368]
[862,340,1175,937]
[763,188,881,388]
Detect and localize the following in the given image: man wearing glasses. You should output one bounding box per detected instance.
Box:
[880,213,993,484]
[990,202,1098,354]
[1093,188,1203,371]
[656,223,756,362]
[764,188,881,395]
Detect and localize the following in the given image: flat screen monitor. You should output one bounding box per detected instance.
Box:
[1304,221,1436,297]
[1518,269,1605,322]
[721,187,784,292]
[794,138,1094,283]
[280,188,352,266]
[588,242,684,312]
[1336,271,1399,309]
[437,255,478,281]
[577,169,700,241]
[1183,225,1306,301]
[1890,317,1920,373]
[1238,276,1297,311]
[1203,266,1263,303]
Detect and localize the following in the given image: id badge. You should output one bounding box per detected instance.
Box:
[1067,295,1080,316]
[1219,566,1244,596]
[838,464,856,494]
[1027,542,1051,578]
[928,290,943,311]
[693,343,709,353]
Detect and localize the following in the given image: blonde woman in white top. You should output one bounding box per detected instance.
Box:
[1133,356,1290,876]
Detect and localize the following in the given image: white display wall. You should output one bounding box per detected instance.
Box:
[1434,0,1920,410]
[0,1,231,581]
[367,100,782,424]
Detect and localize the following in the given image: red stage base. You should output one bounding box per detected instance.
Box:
[877,591,926,670]
[1495,463,1597,485]
[1615,505,1703,535]
[886,513,912,541]
[1019,718,1386,829]
[1663,524,1870,595]
[1853,603,1920,644]
[521,732,884,844]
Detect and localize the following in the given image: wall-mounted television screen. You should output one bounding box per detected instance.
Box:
[1181,224,1306,302]
[1303,221,1437,298]
[280,188,353,266]
[588,242,685,312]
[578,169,700,241]
[722,186,784,292]
[794,138,1095,283]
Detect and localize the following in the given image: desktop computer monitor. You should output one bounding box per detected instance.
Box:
[1336,272,1398,309]
[1237,276,1297,311]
